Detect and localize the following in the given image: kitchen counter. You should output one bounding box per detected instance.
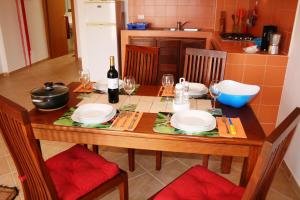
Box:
[211,32,287,55]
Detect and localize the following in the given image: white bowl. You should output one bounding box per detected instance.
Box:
[243,45,258,54]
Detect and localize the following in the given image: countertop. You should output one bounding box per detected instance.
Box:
[121,29,287,57]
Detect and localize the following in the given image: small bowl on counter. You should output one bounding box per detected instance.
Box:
[216,80,260,108]
[243,45,259,54]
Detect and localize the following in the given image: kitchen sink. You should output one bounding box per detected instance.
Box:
[167,28,199,32]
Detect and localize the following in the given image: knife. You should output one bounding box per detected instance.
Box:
[228,118,237,135]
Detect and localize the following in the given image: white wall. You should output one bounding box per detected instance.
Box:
[25,0,48,63]
[277,1,300,185]
[0,26,8,73]
[0,0,48,73]
[0,0,26,72]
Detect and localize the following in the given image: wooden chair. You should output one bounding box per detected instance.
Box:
[150,107,300,200]
[123,44,159,85]
[123,44,160,172]
[183,48,228,171]
[0,95,128,200]
[183,48,227,86]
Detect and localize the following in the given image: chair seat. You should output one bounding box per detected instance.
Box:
[153,165,244,200]
[46,144,120,200]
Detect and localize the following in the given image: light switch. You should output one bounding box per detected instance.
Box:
[137,14,144,20]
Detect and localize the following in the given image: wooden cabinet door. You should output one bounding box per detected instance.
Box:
[129,37,156,47]
[179,39,206,77]
[157,38,180,83]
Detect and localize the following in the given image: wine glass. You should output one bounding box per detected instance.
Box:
[162,74,174,99]
[209,80,221,112]
[123,76,136,104]
[79,69,90,90]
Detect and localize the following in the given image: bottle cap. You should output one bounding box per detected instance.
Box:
[110,56,115,66]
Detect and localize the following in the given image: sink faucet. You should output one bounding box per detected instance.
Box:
[176,21,189,30]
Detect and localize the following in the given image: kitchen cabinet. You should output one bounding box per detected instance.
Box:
[129,36,206,83]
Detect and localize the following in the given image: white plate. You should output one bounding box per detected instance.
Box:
[188,83,208,97]
[71,103,116,124]
[170,110,216,132]
[93,79,124,91]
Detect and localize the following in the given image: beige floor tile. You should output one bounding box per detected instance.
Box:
[135,150,175,171]
[0,173,15,186]
[0,156,10,175]
[150,159,189,185]
[269,168,300,199]
[111,155,146,180]
[0,141,9,156]
[128,173,164,200]
[266,188,293,200]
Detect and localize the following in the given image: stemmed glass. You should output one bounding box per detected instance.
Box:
[123,76,136,105]
[162,74,174,100]
[209,80,221,112]
[79,69,90,90]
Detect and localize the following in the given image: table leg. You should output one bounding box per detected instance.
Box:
[93,145,99,154]
[128,148,135,172]
[156,151,162,170]
[202,154,209,168]
[36,139,41,152]
[240,146,261,186]
[221,156,233,174]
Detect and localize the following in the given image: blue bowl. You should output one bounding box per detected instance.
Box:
[216,80,260,108]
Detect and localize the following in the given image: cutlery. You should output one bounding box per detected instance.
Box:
[120,111,132,129]
[128,112,140,130]
[222,116,230,134]
[228,117,237,135]
[112,111,126,129]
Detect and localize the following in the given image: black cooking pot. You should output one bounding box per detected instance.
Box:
[31,82,69,110]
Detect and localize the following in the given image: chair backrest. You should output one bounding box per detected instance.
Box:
[243,107,300,200]
[0,95,58,200]
[123,44,159,85]
[183,48,227,86]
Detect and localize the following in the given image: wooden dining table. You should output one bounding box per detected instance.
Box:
[29,82,265,187]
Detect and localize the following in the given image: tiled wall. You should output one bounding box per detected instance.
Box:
[225,53,288,135]
[215,0,251,32]
[128,0,217,29]
[249,0,298,54]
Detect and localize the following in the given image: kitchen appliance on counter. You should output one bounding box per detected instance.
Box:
[220,33,255,41]
[268,33,281,55]
[80,0,125,82]
[260,25,278,51]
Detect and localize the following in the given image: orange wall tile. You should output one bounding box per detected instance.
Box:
[249,0,298,54]
[128,0,217,29]
[224,53,288,135]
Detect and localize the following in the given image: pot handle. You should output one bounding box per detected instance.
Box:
[32,97,49,103]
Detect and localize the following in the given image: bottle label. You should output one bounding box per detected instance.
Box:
[108,78,119,89]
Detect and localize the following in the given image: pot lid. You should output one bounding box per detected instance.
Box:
[31,82,69,97]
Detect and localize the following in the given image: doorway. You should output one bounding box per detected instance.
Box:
[42,0,78,59]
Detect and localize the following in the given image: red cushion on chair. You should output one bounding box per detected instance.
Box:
[46,144,119,200]
[154,165,245,200]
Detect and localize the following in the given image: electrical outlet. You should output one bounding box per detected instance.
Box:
[137,15,144,20]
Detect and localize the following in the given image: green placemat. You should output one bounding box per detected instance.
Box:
[54,107,114,129]
[153,112,218,137]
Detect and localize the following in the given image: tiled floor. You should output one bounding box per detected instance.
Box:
[0,54,299,200]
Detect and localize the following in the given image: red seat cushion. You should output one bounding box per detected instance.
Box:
[46,144,119,200]
[154,165,245,200]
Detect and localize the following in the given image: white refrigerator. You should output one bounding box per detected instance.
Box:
[81,0,124,82]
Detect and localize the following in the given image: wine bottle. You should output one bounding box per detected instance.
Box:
[107,56,119,103]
